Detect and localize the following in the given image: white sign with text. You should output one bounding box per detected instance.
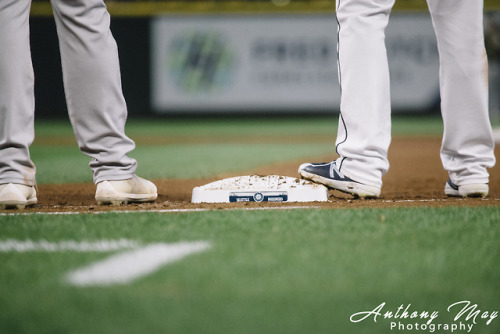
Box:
[151,14,439,113]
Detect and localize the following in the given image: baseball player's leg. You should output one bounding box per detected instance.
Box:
[299,0,394,197]
[0,0,38,208]
[50,0,138,184]
[334,0,394,189]
[427,0,496,196]
[50,0,156,203]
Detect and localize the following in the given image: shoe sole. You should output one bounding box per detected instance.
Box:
[299,170,380,199]
[0,198,37,210]
[96,194,157,206]
[444,183,488,198]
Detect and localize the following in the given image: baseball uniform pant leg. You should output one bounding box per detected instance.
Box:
[427,0,496,185]
[0,0,37,186]
[335,0,395,188]
[50,0,138,184]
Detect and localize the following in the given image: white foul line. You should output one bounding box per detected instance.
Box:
[0,206,320,216]
[65,241,211,287]
[1,199,498,217]
[0,239,139,253]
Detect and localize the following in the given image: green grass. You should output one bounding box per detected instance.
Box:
[30,143,335,184]
[34,115,444,137]
[123,115,445,136]
[0,207,499,334]
[30,115,444,184]
[2,116,499,333]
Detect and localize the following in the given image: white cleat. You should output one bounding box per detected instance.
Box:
[298,161,381,199]
[444,179,488,198]
[0,183,37,209]
[95,175,157,205]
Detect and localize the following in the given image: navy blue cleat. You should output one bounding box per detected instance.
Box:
[444,179,488,198]
[298,161,381,198]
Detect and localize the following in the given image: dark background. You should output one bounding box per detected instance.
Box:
[30,17,150,117]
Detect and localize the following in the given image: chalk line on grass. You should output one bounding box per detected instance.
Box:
[0,239,139,252]
[0,198,498,217]
[0,239,211,286]
[65,241,211,286]
[0,206,321,216]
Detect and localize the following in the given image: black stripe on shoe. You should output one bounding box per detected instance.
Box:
[447,179,459,191]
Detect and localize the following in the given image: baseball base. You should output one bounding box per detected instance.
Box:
[191,175,328,203]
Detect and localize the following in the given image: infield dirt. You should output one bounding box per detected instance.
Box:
[5,136,500,213]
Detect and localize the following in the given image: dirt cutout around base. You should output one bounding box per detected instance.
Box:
[3,137,500,213]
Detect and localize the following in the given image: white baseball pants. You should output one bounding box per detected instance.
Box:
[0,0,137,186]
[335,0,496,188]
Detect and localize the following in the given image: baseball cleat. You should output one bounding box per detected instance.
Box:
[95,175,157,205]
[0,183,37,209]
[298,161,381,198]
[444,179,488,198]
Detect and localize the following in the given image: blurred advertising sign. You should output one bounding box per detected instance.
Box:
[151,15,439,113]
[386,14,440,111]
